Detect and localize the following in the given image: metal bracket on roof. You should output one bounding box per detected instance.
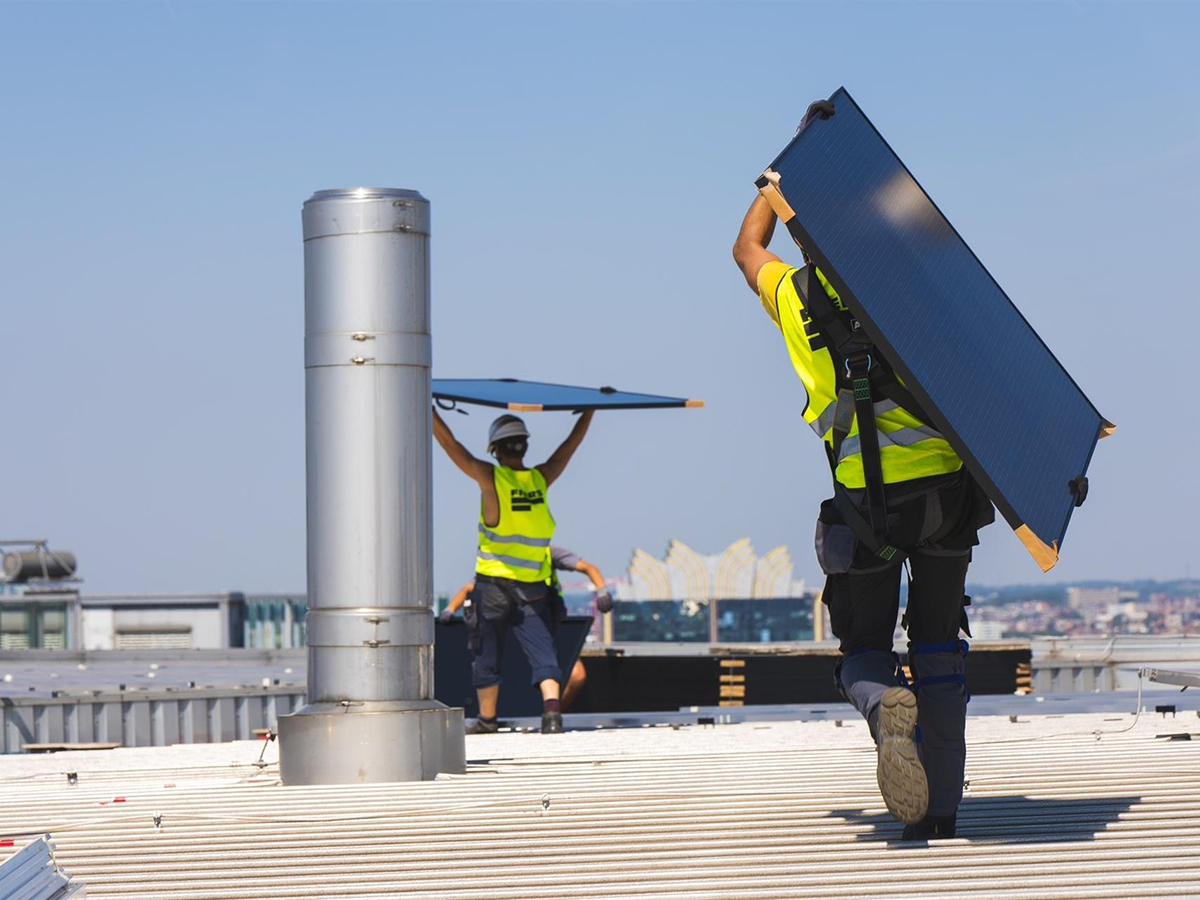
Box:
[1141,667,1200,690]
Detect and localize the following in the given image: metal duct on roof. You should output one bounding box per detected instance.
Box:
[277,187,464,785]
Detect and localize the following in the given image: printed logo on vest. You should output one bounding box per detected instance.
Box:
[510,488,545,512]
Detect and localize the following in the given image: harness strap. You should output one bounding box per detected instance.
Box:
[827,458,900,562]
[791,265,900,562]
[847,351,889,538]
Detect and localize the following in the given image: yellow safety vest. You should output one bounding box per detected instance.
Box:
[758,260,962,488]
[476,466,556,583]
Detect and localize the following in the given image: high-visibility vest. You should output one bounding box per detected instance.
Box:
[760,261,962,488]
[475,466,555,583]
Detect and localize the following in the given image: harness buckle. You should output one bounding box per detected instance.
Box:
[843,352,873,378]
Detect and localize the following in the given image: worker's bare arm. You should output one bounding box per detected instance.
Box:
[447,582,474,614]
[575,560,606,590]
[432,408,492,488]
[538,409,594,487]
[732,194,782,293]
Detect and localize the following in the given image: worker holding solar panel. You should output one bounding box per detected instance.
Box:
[433,407,593,735]
[732,99,1002,840]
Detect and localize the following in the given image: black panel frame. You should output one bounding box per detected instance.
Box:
[768,87,1106,548]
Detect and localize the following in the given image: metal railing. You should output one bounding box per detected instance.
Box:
[1030,634,1200,692]
[1,684,305,754]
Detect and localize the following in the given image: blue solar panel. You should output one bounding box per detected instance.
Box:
[433,378,702,412]
[761,88,1108,567]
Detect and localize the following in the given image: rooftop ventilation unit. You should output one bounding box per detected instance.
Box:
[1,542,77,583]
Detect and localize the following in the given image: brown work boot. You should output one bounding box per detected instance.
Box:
[466,716,500,735]
[902,813,957,840]
[876,686,929,825]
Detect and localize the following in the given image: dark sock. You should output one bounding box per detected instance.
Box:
[543,699,561,713]
[478,715,497,723]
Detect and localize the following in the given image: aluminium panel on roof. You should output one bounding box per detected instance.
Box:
[432,378,703,412]
[758,87,1110,571]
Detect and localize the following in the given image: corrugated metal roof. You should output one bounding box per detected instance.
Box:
[2,710,1198,899]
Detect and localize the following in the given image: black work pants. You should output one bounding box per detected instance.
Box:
[825,548,970,654]
[820,468,992,818]
[821,467,986,653]
[467,575,563,689]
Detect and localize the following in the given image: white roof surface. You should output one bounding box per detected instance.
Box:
[2,709,1198,899]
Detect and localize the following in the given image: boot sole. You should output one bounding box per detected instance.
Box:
[877,687,929,825]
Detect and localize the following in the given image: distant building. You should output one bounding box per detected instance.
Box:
[611,597,816,643]
[1067,585,1140,626]
[968,621,1007,641]
[625,539,806,608]
[617,540,814,643]
[1067,585,1138,609]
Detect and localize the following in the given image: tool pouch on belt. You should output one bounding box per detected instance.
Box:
[969,476,996,530]
[477,583,516,620]
[815,498,856,575]
[463,597,482,654]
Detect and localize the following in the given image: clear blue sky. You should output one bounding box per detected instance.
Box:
[2,1,1196,595]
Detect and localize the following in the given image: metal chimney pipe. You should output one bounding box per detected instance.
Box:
[278,188,465,784]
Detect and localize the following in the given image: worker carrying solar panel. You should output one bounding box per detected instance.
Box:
[732,99,996,840]
[432,408,594,736]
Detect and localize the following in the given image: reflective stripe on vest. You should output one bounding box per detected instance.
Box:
[477,524,551,548]
[809,398,900,439]
[476,466,555,583]
[836,423,947,462]
[477,550,546,572]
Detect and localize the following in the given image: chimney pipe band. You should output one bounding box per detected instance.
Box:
[305,332,432,369]
[305,608,433,648]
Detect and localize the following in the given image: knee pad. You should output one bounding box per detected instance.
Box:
[836,648,904,695]
[909,641,968,816]
[909,640,968,700]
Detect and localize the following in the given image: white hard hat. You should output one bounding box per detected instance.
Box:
[487,414,530,450]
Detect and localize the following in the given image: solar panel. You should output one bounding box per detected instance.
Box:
[758,88,1111,571]
[433,378,703,412]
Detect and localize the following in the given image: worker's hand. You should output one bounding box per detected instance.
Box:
[797,99,835,134]
[593,590,614,614]
[437,608,455,624]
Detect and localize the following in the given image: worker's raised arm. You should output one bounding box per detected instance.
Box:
[537,409,594,487]
[732,194,782,293]
[432,408,492,489]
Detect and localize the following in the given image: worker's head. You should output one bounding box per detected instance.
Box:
[487,414,530,465]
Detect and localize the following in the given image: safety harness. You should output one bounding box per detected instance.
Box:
[791,265,934,564]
